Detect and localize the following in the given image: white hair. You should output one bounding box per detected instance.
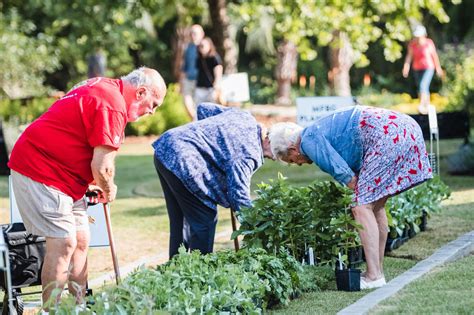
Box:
[268,122,303,160]
[121,67,158,89]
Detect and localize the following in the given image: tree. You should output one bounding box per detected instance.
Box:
[207,0,238,74]
[0,8,59,98]
[234,0,460,100]
[1,0,153,89]
[141,0,208,80]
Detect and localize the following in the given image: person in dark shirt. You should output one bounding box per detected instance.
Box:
[195,37,223,105]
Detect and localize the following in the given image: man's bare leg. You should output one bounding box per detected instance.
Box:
[42,237,77,310]
[68,230,90,303]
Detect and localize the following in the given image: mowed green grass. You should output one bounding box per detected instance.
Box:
[370,254,474,314]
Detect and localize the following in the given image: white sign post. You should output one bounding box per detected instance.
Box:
[428,105,440,175]
[296,96,357,127]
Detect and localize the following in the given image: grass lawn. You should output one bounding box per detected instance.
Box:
[1,138,474,313]
[370,254,474,314]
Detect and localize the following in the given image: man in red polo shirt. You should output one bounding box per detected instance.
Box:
[8,67,166,309]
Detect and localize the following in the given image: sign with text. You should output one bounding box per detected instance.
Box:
[221,72,250,102]
[296,96,356,127]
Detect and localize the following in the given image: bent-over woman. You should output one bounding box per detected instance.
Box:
[152,103,274,258]
[268,106,432,289]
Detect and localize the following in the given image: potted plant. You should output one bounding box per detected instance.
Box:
[331,210,362,291]
[335,252,361,292]
[418,210,428,231]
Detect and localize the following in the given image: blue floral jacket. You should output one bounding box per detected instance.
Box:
[300,106,364,185]
[152,103,264,211]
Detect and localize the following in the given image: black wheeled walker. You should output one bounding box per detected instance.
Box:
[0,223,45,315]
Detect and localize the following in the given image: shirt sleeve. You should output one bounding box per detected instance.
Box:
[87,109,127,149]
[301,133,355,185]
[214,54,223,66]
[197,103,232,120]
[226,159,256,212]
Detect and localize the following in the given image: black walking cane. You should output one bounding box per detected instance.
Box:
[230,208,240,251]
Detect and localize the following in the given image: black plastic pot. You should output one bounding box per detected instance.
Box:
[408,226,417,239]
[335,268,361,291]
[401,227,410,244]
[385,235,403,253]
[348,246,364,268]
[419,210,428,232]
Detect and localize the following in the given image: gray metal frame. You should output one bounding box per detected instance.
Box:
[0,231,15,314]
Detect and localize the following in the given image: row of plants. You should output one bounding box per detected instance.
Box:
[234,175,450,267]
[48,247,318,314]
[386,176,451,250]
[0,84,190,136]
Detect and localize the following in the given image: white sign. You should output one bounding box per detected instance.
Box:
[87,203,110,247]
[296,96,356,127]
[221,72,250,102]
[9,176,109,248]
[428,104,439,133]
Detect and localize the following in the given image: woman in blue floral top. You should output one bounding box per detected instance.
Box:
[268,106,432,289]
[152,103,274,258]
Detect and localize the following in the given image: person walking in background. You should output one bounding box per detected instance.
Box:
[195,37,223,106]
[181,24,205,120]
[402,25,443,115]
[267,106,432,289]
[87,47,107,78]
[152,103,274,258]
[8,67,167,312]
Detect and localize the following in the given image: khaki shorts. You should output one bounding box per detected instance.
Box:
[182,78,197,97]
[11,170,89,238]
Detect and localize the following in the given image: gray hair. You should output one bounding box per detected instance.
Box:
[268,122,303,160]
[121,67,158,89]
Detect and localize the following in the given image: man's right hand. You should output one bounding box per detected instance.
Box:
[107,184,118,203]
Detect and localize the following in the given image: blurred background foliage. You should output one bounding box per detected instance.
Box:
[0,0,473,134]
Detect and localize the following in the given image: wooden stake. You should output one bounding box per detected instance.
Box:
[103,203,121,284]
[230,208,240,251]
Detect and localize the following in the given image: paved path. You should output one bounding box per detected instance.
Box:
[338,229,474,315]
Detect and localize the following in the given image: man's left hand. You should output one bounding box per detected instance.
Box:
[86,185,108,204]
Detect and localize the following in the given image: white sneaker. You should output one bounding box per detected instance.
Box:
[360,276,386,289]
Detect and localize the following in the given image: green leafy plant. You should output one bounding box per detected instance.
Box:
[47,247,304,314]
[211,247,302,307]
[126,83,190,136]
[386,176,450,238]
[234,174,361,266]
[0,97,55,124]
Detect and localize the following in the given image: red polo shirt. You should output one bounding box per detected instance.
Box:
[8,78,128,201]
